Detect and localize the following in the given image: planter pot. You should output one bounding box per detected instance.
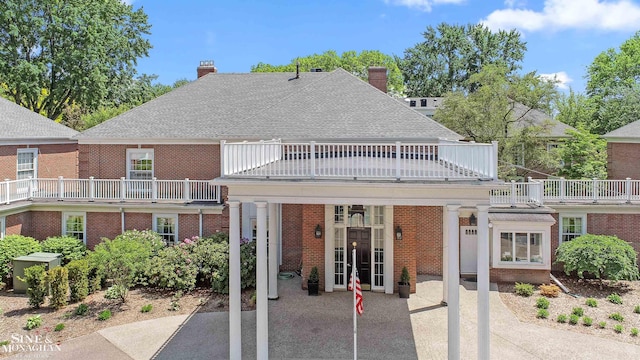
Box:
[398,283,410,298]
[308,282,319,296]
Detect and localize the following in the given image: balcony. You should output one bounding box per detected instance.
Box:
[221,139,498,181]
[0,177,221,206]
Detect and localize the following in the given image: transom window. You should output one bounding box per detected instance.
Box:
[560,215,585,243]
[500,231,543,264]
[63,212,86,244]
[154,214,177,245]
[17,148,38,180]
[126,149,154,180]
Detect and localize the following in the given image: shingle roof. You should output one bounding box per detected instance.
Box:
[78,69,461,141]
[511,102,574,138]
[602,120,640,139]
[0,97,78,140]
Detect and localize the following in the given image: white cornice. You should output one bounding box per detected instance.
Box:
[0,139,77,145]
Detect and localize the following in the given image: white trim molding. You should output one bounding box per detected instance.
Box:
[558,213,587,245]
[17,148,38,180]
[153,213,178,245]
[491,221,552,270]
[62,212,86,244]
[126,148,154,180]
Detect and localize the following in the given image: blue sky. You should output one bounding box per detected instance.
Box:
[130,0,640,93]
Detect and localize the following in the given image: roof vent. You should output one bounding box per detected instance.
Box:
[310,68,323,72]
[409,100,416,107]
[420,99,427,107]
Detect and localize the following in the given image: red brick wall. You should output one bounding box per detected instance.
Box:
[301,204,324,290]
[79,144,219,179]
[394,206,417,293]
[124,213,152,232]
[6,212,32,236]
[85,212,121,249]
[179,214,199,241]
[29,211,62,240]
[550,213,561,271]
[0,144,77,180]
[203,213,227,237]
[491,268,550,284]
[607,143,640,180]
[281,204,303,272]
[416,206,443,276]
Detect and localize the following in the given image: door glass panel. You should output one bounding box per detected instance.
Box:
[515,233,528,262]
[334,228,344,285]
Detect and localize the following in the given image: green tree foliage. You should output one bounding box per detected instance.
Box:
[434,64,558,179]
[251,50,404,95]
[41,236,87,265]
[555,234,639,282]
[0,0,152,120]
[555,89,596,128]
[398,23,526,97]
[0,235,42,282]
[557,127,607,179]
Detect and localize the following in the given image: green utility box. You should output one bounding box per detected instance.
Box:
[12,252,63,294]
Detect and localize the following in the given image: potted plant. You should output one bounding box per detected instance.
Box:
[307,266,319,296]
[398,266,410,298]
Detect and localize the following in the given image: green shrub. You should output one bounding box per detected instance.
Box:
[41,236,86,265]
[0,340,9,346]
[609,312,624,322]
[97,309,111,321]
[539,284,560,297]
[631,328,639,337]
[189,235,229,286]
[607,293,623,305]
[67,259,89,303]
[634,305,640,314]
[536,297,550,309]
[572,307,584,316]
[169,291,182,311]
[569,314,580,325]
[614,324,623,333]
[146,246,198,292]
[536,309,549,319]
[514,282,534,297]
[598,321,607,329]
[141,304,153,313]
[104,284,128,302]
[54,323,65,332]
[557,314,568,323]
[555,234,640,281]
[585,298,598,307]
[47,266,69,310]
[75,303,89,316]
[25,315,42,330]
[583,316,593,326]
[203,236,256,294]
[87,261,102,294]
[19,265,47,309]
[0,235,41,282]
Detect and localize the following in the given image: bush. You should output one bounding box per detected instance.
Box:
[557,314,568,323]
[555,234,640,281]
[0,235,41,283]
[75,303,89,316]
[146,246,198,292]
[67,259,89,303]
[585,298,598,307]
[598,321,606,329]
[607,293,623,304]
[514,282,534,297]
[539,284,560,297]
[189,235,229,286]
[19,265,47,309]
[536,297,550,309]
[536,309,549,319]
[631,328,639,337]
[308,266,320,283]
[141,304,153,313]
[569,314,579,325]
[54,323,65,332]
[614,324,623,333]
[97,309,111,321]
[48,266,69,310]
[609,312,624,322]
[41,236,86,265]
[104,284,128,302]
[583,316,593,326]
[634,305,640,314]
[25,315,42,330]
[572,307,584,316]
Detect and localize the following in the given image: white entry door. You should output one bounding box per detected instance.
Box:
[460,226,478,274]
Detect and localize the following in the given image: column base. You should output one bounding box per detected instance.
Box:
[268,296,279,300]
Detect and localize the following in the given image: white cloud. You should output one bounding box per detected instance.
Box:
[384,0,466,12]
[121,0,135,5]
[482,0,640,32]
[540,71,573,89]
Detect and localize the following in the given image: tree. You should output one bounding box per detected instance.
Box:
[251,50,404,95]
[0,0,152,120]
[398,23,526,97]
[554,89,596,128]
[556,126,607,179]
[433,64,559,179]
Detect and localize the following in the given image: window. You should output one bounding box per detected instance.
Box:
[409,100,416,107]
[0,216,5,239]
[420,98,427,107]
[154,214,177,245]
[546,143,560,152]
[63,212,86,244]
[126,149,154,180]
[17,148,38,180]
[500,231,543,264]
[560,215,586,243]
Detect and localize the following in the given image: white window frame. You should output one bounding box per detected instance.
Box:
[153,213,178,245]
[559,214,587,244]
[17,148,38,180]
[62,212,86,244]
[126,148,154,180]
[491,222,551,270]
[0,216,5,239]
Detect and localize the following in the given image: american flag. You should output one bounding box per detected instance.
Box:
[348,271,364,316]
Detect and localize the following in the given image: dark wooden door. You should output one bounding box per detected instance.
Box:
[347,228,371,290]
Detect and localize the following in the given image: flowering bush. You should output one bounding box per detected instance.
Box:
[146,245,199,291]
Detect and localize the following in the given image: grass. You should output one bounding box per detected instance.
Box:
[632,328,639,337]
[598,321,607,329]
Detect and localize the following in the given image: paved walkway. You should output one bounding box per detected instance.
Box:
[8,275,640,359]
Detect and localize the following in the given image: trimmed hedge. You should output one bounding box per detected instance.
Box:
[42,236,86,265]
[0,235,42,283]
[48,266,69,309]
[67,259,89,302]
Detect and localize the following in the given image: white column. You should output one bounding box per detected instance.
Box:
[446,204,461,360]
[228,201,241,360]
[256,202,269,359]
[268,202,279,300]
[477,205,491,360]
[442,206,448,304]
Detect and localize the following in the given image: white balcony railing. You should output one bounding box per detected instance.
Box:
[0,177,221,206]
[221,140,499,181]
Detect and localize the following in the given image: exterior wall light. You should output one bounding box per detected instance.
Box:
[395,225,402,241]
[314,224,322,238]
[469,213,477,226]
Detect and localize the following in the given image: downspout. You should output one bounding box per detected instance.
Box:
[199,209,203,238]
[120,208,125,234]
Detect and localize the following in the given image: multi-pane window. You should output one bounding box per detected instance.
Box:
[154,214,177,245]
[500,231,543,264]
[334,206,344,224]
[561,216,584,243]
[63,213,86,243]
[373,228,384,287]
[334,228,345,286]
[17,148,37,180]
[127,149,154,180]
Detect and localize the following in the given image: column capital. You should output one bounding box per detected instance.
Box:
[228,200,240,208]
[255,201,267,208]
[475,204,491,212]
[446,204,461,212]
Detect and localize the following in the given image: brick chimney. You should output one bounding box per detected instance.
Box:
[197,60,217,78]
[368,66,387,93]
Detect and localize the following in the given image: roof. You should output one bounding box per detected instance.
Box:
[511,102,574,138]
[0,97,78,141]
[602,120,640,141]
[78,68,462,142]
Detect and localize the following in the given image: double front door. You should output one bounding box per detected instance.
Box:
[347,228,371,290]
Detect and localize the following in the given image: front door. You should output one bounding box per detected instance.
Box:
[460,226,478,275]
[348,228,371,290]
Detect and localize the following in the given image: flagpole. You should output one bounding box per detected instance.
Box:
[352,242,357,360]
